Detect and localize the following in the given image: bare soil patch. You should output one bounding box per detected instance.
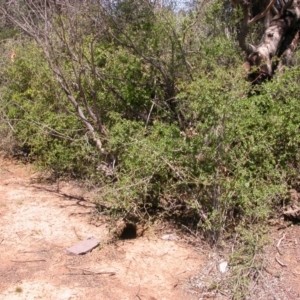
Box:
[257,224,300,300]
[0,157,204,300]
[2,156,300,299]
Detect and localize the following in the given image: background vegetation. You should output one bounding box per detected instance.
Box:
[1,1,300,296]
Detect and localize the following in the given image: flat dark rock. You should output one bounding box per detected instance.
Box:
[66,236,100,255]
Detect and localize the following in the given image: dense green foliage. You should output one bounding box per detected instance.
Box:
[2,1,300,297]
[1,0,300,253]
[1,42,101,177]
[1,2,299,232]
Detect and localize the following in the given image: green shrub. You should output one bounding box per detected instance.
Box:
[2,41,101,177]
[98,61,300,243]
[2,3,300,298]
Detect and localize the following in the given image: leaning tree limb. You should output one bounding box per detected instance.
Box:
[234,0,300,83]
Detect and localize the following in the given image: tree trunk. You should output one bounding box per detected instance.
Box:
[235,0,300,83]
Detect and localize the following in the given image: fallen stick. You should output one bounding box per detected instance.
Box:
[63,271,116,276]
[276,233,286,255]
[182,224,197,238]
[66,266,115,275]
[275,256,287,267]
[263,267,274,276]
[135,286,142,300]
[11,259,46,263]
[19,250,48,253]
[276,233,286,248]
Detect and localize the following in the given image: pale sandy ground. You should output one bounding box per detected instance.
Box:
[0,157,204,300]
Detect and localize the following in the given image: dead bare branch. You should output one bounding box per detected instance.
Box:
[1,1,107,154]
[248,0,277,26]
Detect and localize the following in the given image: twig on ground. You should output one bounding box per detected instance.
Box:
[63,272,115,276]
[72,226,81,240]
[275,256,287,267]
[136,286,142,300]
[263,267,274,276]
[19,250,48,253]
[173,279,180,288]
[276,233,286,255]
[11,259,46,263]
[182,224,198,238]
[66,266,115,275]
[277,233,286,248]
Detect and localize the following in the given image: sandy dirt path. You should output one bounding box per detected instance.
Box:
[0,158,203,300]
